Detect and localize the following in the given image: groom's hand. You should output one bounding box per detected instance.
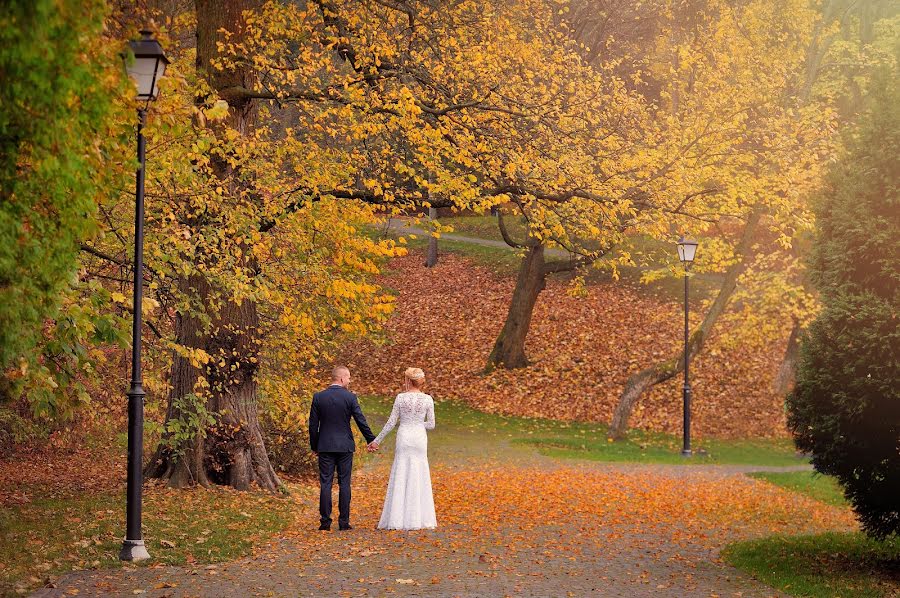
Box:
[367,442,379,452]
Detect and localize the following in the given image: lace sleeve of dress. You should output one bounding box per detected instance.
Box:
[424,395,435,430]
[374,394,401,445]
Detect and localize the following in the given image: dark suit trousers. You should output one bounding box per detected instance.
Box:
[318,452,353,527]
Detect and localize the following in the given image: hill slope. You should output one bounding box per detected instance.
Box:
[341,251,789,438]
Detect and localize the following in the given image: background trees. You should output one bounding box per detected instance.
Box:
[607,0,900,438]
[485,0,841,375]
[787,58,899,538]
[3,0,896,489]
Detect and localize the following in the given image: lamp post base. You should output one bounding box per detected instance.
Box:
[119,539,150,561]
[681,449,692,457]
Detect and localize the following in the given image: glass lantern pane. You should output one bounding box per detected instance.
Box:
[683,243,697,262]
[127,57,159,99]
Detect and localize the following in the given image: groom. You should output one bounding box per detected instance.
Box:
[309,366,376,531]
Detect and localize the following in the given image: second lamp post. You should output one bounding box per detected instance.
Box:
[676,235,698,457]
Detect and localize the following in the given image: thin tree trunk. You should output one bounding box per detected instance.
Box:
[607,211,762,439]
[146,0,279,491]
[485,209,593,371]
[773,318,802,395]
[859,0,875,47]
[425,206,438,267]
[486,244,546,370]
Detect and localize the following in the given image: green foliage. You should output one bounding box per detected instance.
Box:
[787,58,900,539]
[723,532,900,598]
[159,393,217,459]
[0,405,41,455]
[0,0,129,410]
[19,283,131,420]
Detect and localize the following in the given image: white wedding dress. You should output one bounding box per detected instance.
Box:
[373,391,437,530]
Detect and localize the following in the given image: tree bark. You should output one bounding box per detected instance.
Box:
[486,244,547,370]
[607,211,762,439]
[146,0,280,491]
[145,275,210,488]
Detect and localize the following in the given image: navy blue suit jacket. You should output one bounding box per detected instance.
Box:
[309,385,376,453]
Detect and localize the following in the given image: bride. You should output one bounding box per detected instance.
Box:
[368,367,437,530]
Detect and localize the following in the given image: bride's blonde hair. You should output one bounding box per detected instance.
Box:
[404,367,425,389]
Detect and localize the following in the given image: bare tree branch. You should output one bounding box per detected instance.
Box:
[497,210,528,248]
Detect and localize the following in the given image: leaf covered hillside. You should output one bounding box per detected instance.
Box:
[340,250,791,438]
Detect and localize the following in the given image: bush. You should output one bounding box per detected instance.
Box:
[786,60,900,539]
[0,405,42,456]
[263,417,318,479]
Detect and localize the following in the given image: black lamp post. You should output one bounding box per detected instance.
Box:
[676,235,698,457]
[120,30,168,562]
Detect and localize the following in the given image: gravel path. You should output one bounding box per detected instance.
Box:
[33,430,848,598]
[33,403,850,598]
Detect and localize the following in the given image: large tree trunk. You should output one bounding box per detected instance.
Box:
[146,0,279,491]
[607,212,762,439]
[205,293,280,490]
[486,244,546,370]
[145,275,210,488]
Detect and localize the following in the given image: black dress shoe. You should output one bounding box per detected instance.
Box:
[318,524,331,531]
[338,525,353,531]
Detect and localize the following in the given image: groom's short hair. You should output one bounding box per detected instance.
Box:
[331,365,350,381]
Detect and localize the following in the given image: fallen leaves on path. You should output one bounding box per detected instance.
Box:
[37,458,860,596]
[267,462,855,595]
[341,251,790,438]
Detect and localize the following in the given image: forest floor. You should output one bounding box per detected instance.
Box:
[29,399,866,598]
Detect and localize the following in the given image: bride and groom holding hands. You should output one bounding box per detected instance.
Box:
[308,365,437,531]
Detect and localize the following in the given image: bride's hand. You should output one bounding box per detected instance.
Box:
[367,442,379,452]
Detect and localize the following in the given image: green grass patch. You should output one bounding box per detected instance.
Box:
[438,239,522,276]
[723,532,900,597]
[397,234,522,276]
[748,471,847,507]
[525,434,804,466]
[439,214,525,242]
[361,395,806,467]
[0,485,299,596]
